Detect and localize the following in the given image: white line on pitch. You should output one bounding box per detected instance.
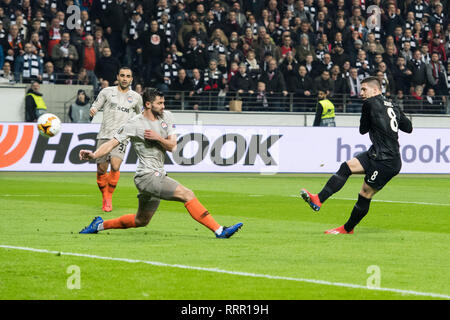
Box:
[1,244,448,300]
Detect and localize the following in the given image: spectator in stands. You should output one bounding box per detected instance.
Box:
[227,36,244,64]
[295,34,315,64]
[14,42,43,83]
[428,33,447,63]
[79,34,100,90]
[47,17,61,57]
[77,67,90,85]
[170,68,194,109]
[25,80,47,122]
[382,3,405,36]
[69,89,91,123]
[331,44,350,69]
[42,61,56,84]
[400,41,414,62]
[1,23,23,67]
[94,27,110,55]
[255,33,281,65]
[0,60,13,83]
[207,34,228,63]
[190,67,204,110]
[251,81,270,111]
[259,58,288,110]
[407,49,428,91]
[122,10,148,66]
[313,69,334,97]
[51,31,78,72]
[202,58,226,109]
[155,53,180,92]
[183,36,208,71]
[378,61,396,96]
[345,67,362,113]
[140,19,166,87]
[423,87,444,114]
[57,62,76,85]
[290,65,314,111]
[95,46,120,86]
[393,56,413,94]
[406,85,424,113]
[228,62,255,109]
[426,52,448,97]
[184,20,208,48]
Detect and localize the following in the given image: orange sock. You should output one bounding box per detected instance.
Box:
[185,198,220,232]
[102,214,136,229]
[96,173,109,198]
[107,171,120,197]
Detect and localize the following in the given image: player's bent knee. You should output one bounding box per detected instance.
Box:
[134,215,150,227]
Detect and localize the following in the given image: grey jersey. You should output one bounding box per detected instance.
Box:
[93,86,142,139]
[114,111,176,176]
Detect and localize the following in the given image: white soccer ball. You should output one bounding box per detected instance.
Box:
[37,113,61,138]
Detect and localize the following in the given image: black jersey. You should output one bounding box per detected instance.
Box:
[359,94,413,161]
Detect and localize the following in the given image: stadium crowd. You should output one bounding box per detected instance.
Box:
[0,0,449,114]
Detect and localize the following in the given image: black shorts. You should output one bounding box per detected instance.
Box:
[356,151,402,190]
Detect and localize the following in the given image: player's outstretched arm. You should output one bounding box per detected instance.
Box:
[79,138,120,160]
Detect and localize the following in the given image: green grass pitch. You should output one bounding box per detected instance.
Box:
[0,172,449,300]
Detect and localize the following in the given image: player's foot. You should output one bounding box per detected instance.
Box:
[102,197,112,212]
[324,225,354,234]
[79,216,103,234]
[216,223,243,238]
[300,188,322,212]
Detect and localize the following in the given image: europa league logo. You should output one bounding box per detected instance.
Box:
[66,5,81,30]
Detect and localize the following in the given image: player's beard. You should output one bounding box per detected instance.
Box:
[151,108,163,118]
[119,81,130,91]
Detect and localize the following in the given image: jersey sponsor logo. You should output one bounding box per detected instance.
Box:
[116,106,131,113]
[0,124,34,168]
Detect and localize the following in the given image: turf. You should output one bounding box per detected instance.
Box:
[0,172,449,300]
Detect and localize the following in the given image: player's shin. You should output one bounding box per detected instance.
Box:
[97,172,109,197]
[343,194,371,232]
[107,170,120,196]
[184,198,221,234]
[102,214,136,230]
[318,162,352,203]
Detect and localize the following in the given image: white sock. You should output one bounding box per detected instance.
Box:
[214,226,223,235]
[97,223,104,231]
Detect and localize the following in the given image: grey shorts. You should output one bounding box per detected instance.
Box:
[96,138,128,163]
[134,172,180,202]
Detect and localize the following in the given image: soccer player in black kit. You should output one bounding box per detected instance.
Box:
[300,76,413,234]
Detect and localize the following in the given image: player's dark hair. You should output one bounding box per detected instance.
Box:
[118,66,133,76]
[143,87,164,104]
[361,76,381,89]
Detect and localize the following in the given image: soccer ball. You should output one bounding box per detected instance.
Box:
[37,113,61,138]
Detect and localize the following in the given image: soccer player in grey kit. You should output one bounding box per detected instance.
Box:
[79,88,243,238]
[301,77,413,234]
[89,67,142,212]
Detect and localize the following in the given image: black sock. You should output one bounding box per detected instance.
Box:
[318,162,352,203]
[344,194,371,232]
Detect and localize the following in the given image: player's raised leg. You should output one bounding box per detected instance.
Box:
[300,158,364,211]
[171,184,243,238]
